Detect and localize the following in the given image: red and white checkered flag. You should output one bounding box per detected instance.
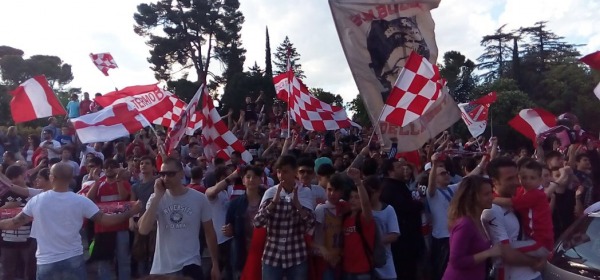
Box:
[379,52,445,127]
[153,96,186,129]
[200,92,253,163]
[90,53,118,76]
[273,71,352,131]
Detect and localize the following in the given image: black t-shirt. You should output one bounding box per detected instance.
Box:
[553,188,576,239]
[245,143,261,157]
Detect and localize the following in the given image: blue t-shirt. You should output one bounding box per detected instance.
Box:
[67,101,80,118]
[55,135,74,146]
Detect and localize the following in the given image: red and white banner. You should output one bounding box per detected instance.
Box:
[274,71,352,131]
[458,92,497,138]
[378,90,461,152]
[95,84,184,127]
[165,84,205,152]
[70,103,151,144]
[9,76,66,123]
[508,108,557,143]
[379,52,443,127]
[329,0,440,145]
[90,52,118,76]
[581,51,600,101]
[200,91,253,164]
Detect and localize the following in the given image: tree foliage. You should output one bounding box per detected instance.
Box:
[477,24,515,82]
[310,88,343,107]
[0,46,74,126]
[133,0,245,84]
[347,95,371,126]
[273,36,305,78]
[265,27,273,78]
[439,51,477,103]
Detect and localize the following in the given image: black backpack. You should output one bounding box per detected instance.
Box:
[355,207,387,269]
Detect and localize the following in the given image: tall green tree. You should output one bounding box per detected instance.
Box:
[310,88,344,107]
[477,25,515,82]
[273,36,305,78]
[133,0,244,84]
[347,95,370,126]
[265,26,273,78]
[439,51,477,103]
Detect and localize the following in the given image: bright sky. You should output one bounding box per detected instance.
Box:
[1,0,598,105]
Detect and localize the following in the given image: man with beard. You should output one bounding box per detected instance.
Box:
[482,158,545,280]
[380,158,424,280]
[86,159,132,280]
[39,129,61,160]
[138,157,220,279]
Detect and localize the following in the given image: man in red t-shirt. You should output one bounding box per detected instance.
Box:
[79,92,93,116]
[86,159,132,279]
[187,166,206,193]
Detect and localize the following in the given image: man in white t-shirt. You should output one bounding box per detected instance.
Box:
[482,158,545,280]
[138,157,220,279]
[426,153,456,280]
[297,158,327,207]
[0,162,141,280]
[39,129,62,160]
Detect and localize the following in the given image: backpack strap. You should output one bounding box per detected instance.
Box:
[354,211,374,269]
[437,187,454,203]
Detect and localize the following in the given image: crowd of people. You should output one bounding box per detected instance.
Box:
[0,93,598,280]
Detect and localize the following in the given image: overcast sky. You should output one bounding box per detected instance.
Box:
[1,0,598,105]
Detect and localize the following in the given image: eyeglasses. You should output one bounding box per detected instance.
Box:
[159,171,178,177]
[298,169,314,175]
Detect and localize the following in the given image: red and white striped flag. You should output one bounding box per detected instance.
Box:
[379,52,445,127]
[458,92,497,137]
[70,102,151,144]
[90,52,118,76]
[581,51,600,101]
[273,71,352,131]
[165,84,205,152]
[508,108,557,143]
[95,84,185,128]
[200,91,253,164]
[9,76,66,123]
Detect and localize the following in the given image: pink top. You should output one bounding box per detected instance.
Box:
[443,217,491,280]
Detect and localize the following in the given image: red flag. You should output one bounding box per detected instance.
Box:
[9,76,66,123]
[70,103,151,144]
[200,90,253,164]
[581,51,600,70]
[90,52,118,76]
[165,84,205,152]
[379,52,445,127]
[471,92,497,105]
[95,84,183,127]
[274,71,352,131]
[508,108,557,143]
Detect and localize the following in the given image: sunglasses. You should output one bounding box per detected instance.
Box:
[298,169,314,175]
[159,171,178,177]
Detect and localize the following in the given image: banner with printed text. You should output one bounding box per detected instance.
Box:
[329,0,442,146]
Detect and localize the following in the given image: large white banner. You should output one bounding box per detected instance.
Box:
[329,0,443,147]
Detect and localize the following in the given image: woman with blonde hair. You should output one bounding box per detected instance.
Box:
[443,176,500,280]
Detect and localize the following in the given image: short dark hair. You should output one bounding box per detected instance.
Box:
[576,153,590,162]
[328,173,353,200]
[363,175,382,196]
[48,158,61,165]
[190,166,204,180]
[486,157,517,180]
[214,166,229,181]
[380,158,397,177]
[37,168,50,181]
[43,129,54,136]
[275,155,297,170]
[362,157,379,176]
[231,151,242,157]
[214,158,226,166]
[5,165,24,180]
[297,157,315,169]
[545,151,563,161]
[104,159,119,169]
[459,157,478,173]
[139,155,156,167]
[316,163,336,177]
[162,157,183,171]
[519,160,543,177]
[88,157,103,168]
[241,165,264,177]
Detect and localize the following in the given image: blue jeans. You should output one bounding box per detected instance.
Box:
[36,255,86,280]
[262,261,307,280]
[97,230,131,280]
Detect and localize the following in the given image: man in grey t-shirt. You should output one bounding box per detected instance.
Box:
[138,157,220,279]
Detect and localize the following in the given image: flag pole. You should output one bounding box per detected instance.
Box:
[107,75,119,91]
[490,110,494,138]
[367,106,386,146]
[286,48,292,138]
